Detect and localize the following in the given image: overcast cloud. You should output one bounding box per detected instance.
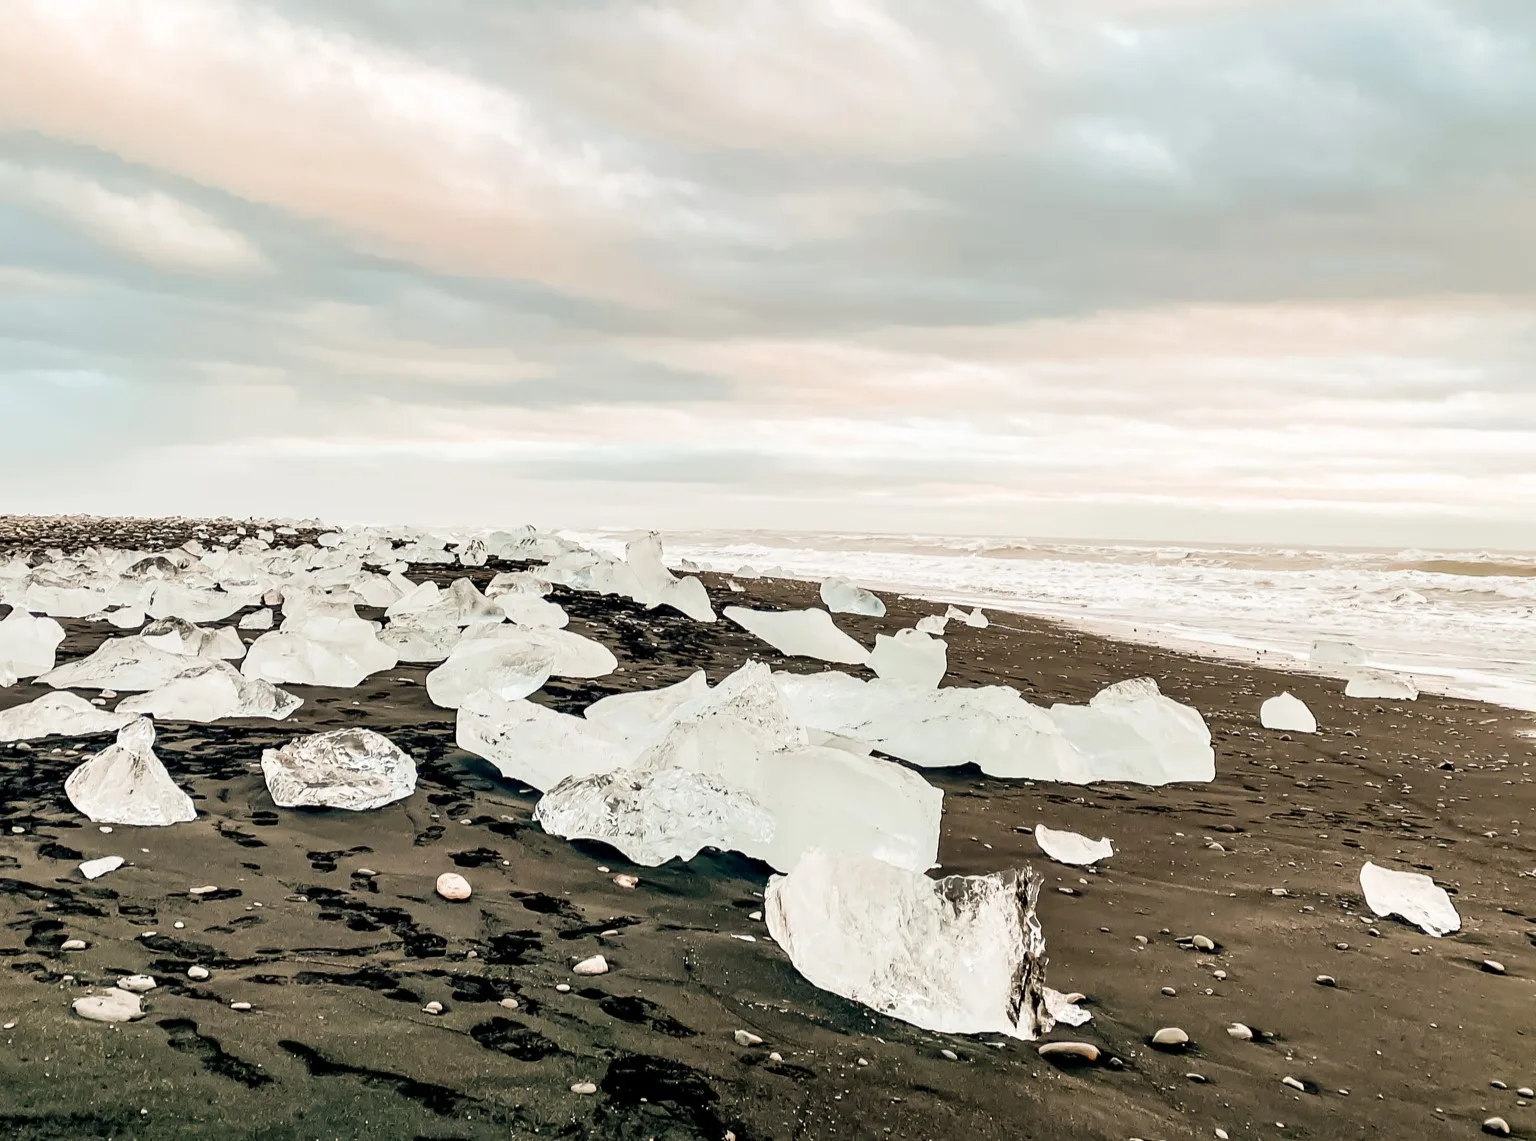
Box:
[2,0,1533,547]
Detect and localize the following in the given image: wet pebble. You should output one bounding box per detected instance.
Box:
[1482,1117,1511,1137]
[1037,1042,1099,1064]
[1482,960,1506,975]
[186,966,210,981]
[435,873,471,901]
[1315,975,1337,987]
[734,1030,763,1047]
[573,955,609,976]
[1151,1028,1189,1048]
[571,1082,597,1095]
[60,939,87,952]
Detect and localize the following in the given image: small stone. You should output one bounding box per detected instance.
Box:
[734,1030,763,1047]
[596,865,610,873]
[1226,1023,1253,1040]
[1282,1076,1306,1092]
[188,885,218,895]
[749,910,763,921]
[555,983,571,993]
[1186,1072,1207,1083]
[1216,1130,1230,1140]
[613,873,639,889]
[1482,1118,1511,1137]
[435,872,471,901]
[1491,1081,1508,1090]
[355,868,376,877]
[572,955,609,976]
[98,825,112,833]
[422,1001,443,1015]
[73,990,144,1023]
[60,939,87,951]
[1212,969,1227,980]
[1315,975,1337,987]
[79,856,125,880]
[769,1051,783,1062]
[499,997,520,1010]
[1336,942,1350,951]
[117,975,156,993]
[187,966,210,981]
[1161,987,1177,996]
[571,1081,597,1095]
[1135,935,1149,945]
[1192,935,1215,952]
[1518,1087,1534,1099]
[1151,1027,1189,1048]
[940,1049,958,1061]
[1037,1042,1100,1064]
[1482,960,1506,975]
[230,1001,252,1012]
[173,921,185,929]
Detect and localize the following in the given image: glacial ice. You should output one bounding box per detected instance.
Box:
[425,639,556,709]
[723,606,870,665]
[543,533,715,622]
[869,629,947,689]
[106,607,147,630]
[0,606,66,679]
[241,617,398,689]
[1311,639,1367,667]
[42,635,234,692]
[764,850,1062,1040]
[140,617,244,660]
[1049,677,1216,785]
[147,584,256,624]
[1359,861,1460,937]
[1260,692,1317,733]
[1344,670,1419,700]
[0,692,136,742]
[819,577,886,617]
[117,661,302,722]
[582,670,709,738]
[914,614,948,635]
[65,719,196,827]
[379,617,467,664]
[1033,824,1114,866]
[495,592,569,629]
[262,728,417,811]
[946,605,989,628]
[238,607,274,631]
[457,693,634,789]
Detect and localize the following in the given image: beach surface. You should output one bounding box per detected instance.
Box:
[1,517,1532,1140]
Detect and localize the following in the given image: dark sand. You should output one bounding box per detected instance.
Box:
[1,517,1532,1140]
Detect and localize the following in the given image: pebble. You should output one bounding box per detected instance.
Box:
[769,1052,783,1062]
[60,939,87,951]
[188,885,218,895]
[1282,1076,1306,1092]
[79,856,125,880]
[1037,1042,1100,1064]
[573,955,609,976]
[355,868,376,877]
[1491,1081,1507,1090]
[597,866,610,873]
[1336,942,1350,951]
[230,1002,252,1012]
[73,991,144,1023]
[117,975,157,993]
[571,1082,597,1095]
[1212,969,1227,980]
[435,873,472,901]
[1135,935,1149,945]
[1151,1027,1189,1048]
[734,1030,763,1047]
[173,922,185,930]
[186,966,210,981]
[940,1049,958,1061]
[1226,1023,1254,1041]
[1519,1088,1535,1099]
[1192,935,1216,952]
[1482,960,1506,975]
[1185,1072,1207,1083]
[749,910,763,921]
[1216,1130,1229,1141]
[1482,1118,1511,1137]
[555,984,571,993]
[1315,975,1337,987]
[422,1001,443,1015]
[1161,987,1177,997]
[499,997,520,1010]
[613,874,639,889]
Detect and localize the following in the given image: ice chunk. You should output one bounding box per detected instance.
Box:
[65,719,196,826]
[261,728,417,811]
[869,629,947,689]
[79,855,125,879]
[945,605,989,628]
[764,850,1057,1040]
[626,533,716,622]
[457,693,635,789]
[140,617,245,660]
[1344,670,1419,700]
[1049,677,1216,784]
[1260,692,1316,733]
[819,577,886,617]
[42,635,229,692]
[495,592,569,629]
[582,670,709,738]
[1311,639,1366,667]
[238,607,274,631]
[0,692,136,742]
[723,606,870,665]
[0,607,66,679]
[426,639,554,709]
[117,661,302,722]
[379,617,464,664]
[1359,861,1460,937]
[241,617,398,689]
[147,583,255,624]
[449,624,616,681]
[1033,824,1113,866]
[914,614,948,635]
[106,607,147,630]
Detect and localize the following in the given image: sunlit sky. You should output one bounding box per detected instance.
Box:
[3,1,1534,548]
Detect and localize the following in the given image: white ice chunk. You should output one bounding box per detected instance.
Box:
[261,728,417,811]
[496,593,569,629]
[457,693,635,789]
[0,692,136,741]
[1311,639,1367,667]
[914,614,948,635]
[42,635,229,692]
[241,617,398,689]
[869,629,947,690]
[379,618,465,664]
[65,719,196,827]
[1049,677,1216,785]
[1260,692,1317,733]
[140,617,245,660]
[106,607,147,630]
[944,605,989,628]
[1344,670,1419,700]
[764,850,1057,1040]
[238,608,274,631]
[582,670,709,738]
[0,607,66,678]
[1033,824,1113,866]
[426,639,554,709]
[1359,861,1460,937]
[819,577,886,617]
[147,584,255,624]
[79,855,125,880]
[724,606,870,665]
[117,661,302,722]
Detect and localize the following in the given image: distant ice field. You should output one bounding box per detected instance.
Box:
[571,530,1536,714]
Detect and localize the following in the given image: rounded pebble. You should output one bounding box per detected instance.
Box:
[1482,1118,1511,1137]
[555,983,571,993]
[60,939,87,952]
[1226,1023,1253,1041]
[186,966,210,981]
[1192,935,1215,952]
[230,1002,252,1012]
[435,873,471,901]
[499,997,520,1010]
[571,1082,597,1095]
[1315,975,1337,987]
[1160,987,1177,997]
[1518,1087,1534,1099]
[1037,1042,1100,1064]
[734,1030,763,1047]
[572,955,609,976]
[1151,1027,1189,1048]
[940,1049,958,1061]
[1482,960,1506,975]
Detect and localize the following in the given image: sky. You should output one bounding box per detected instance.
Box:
[2,0,1535,549]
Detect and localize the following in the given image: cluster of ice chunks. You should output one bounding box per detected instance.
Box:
[945,605,989,628]
[64,719,196,826]
[764,850,1082,1040]
[42,628,239,692]
[722,606,870,665]
[819,576,885,616]
[774,671,1213,785]
[543,532,715,622]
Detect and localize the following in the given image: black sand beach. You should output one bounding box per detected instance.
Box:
[1,517,1532,1140]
